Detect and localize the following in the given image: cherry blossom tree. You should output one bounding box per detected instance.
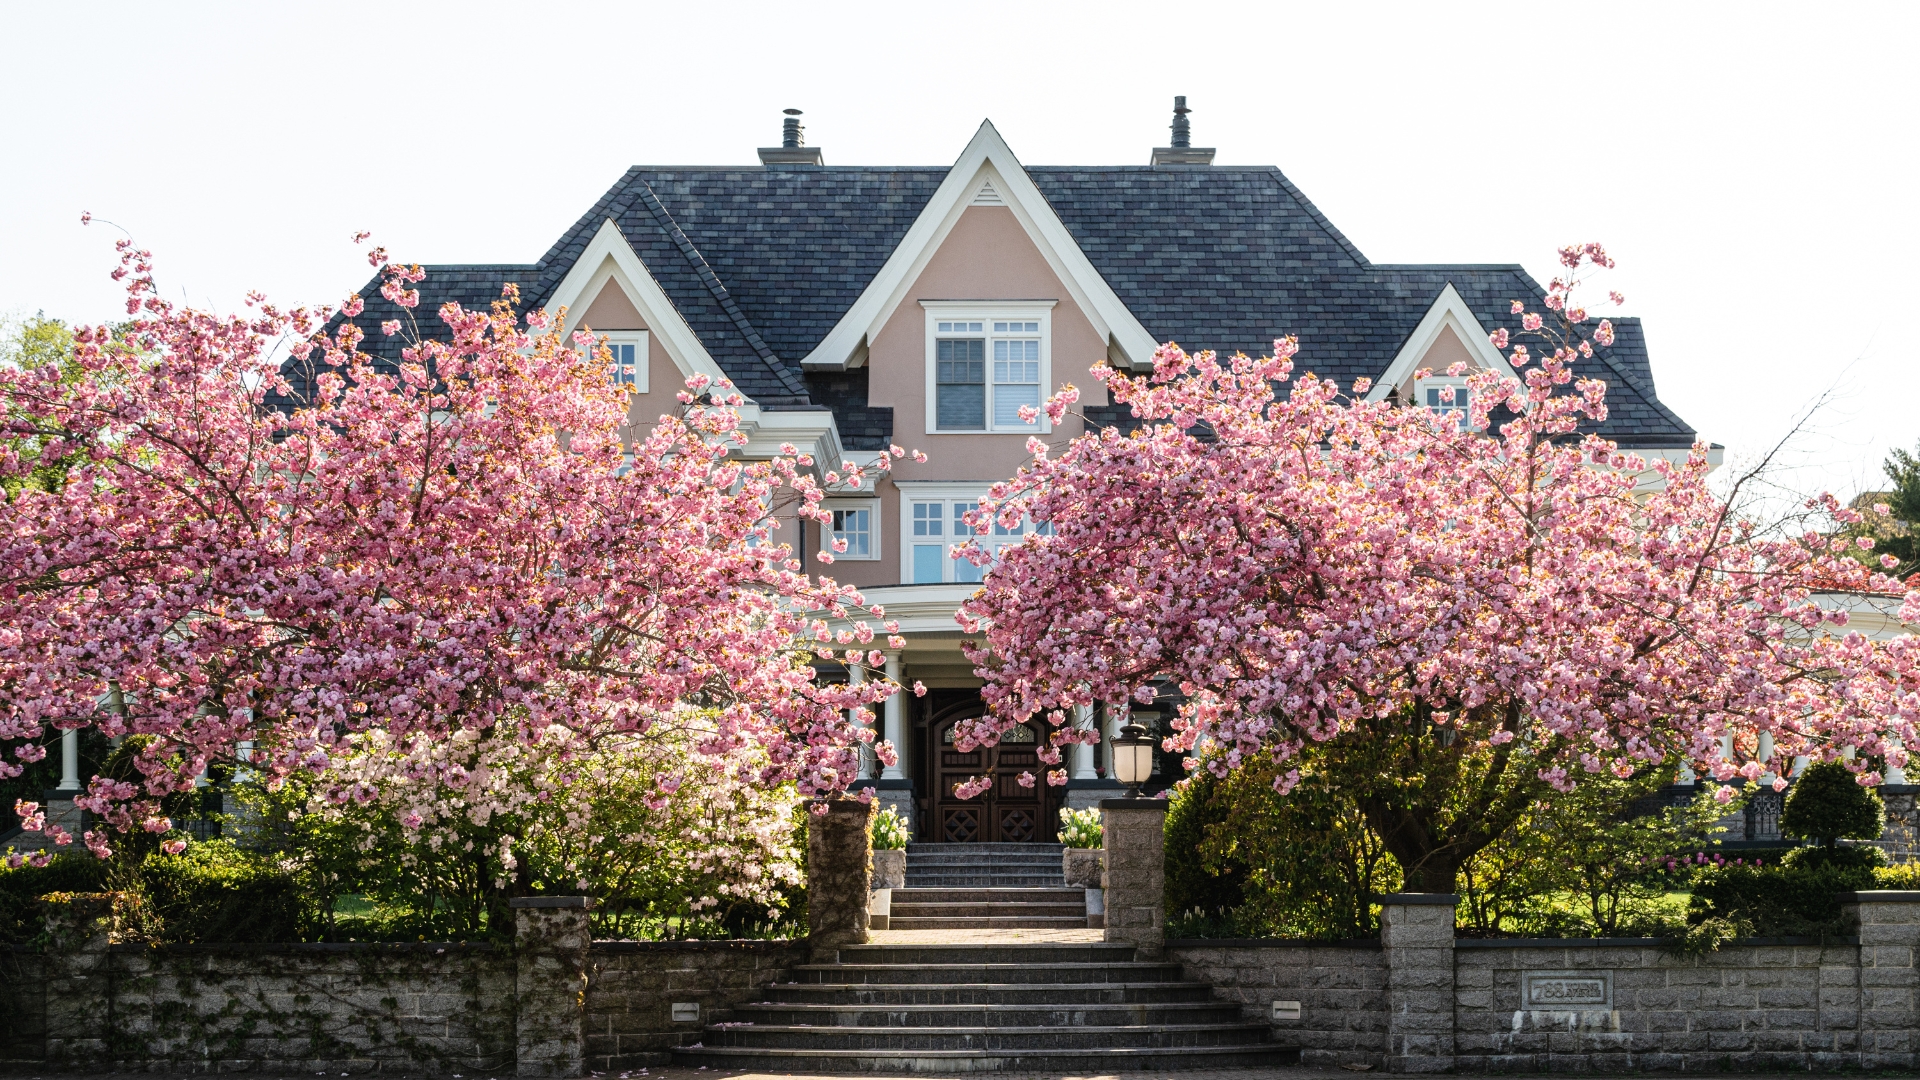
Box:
[1,234,901,864]
[957,245,1920,891]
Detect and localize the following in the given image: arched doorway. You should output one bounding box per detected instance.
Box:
[930,707,1057,843]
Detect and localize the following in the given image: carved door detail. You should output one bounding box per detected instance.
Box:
[935,719,1054,842]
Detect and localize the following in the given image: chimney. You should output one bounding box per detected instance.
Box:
[1151,96,1215,166]
[759,108,825,166]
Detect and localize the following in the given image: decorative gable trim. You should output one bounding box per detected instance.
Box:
[541,218,729,390]
[540,219,847,468]
[799,120,1161,372]
[1363,283,1517,403]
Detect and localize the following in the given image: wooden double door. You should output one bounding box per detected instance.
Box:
[932,715,1056,843]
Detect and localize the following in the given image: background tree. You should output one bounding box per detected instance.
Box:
[1,236,899,861]
[1780,759,1886,852]
[958,244,1920,892]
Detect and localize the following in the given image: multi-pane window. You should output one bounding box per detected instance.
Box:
[931,316,1044,432]
[1418,378,1471,427]
[936,330,985,429]
[583,331,648,392]
[825,502,877,560]
[906,498,1052,583]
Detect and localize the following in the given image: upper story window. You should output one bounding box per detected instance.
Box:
[583,330,650,392]
[823,498,880,561]
[923,303,1055,435]
[1414,374,1472,428]
[901,484,1052,583]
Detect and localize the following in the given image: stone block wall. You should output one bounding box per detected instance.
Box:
[1455,939,1863,1072]
[1167,939,1386,1068]
[0,945,47,1063]
[7,893,811,1076]
[584,940,807,1070]
[100,941,516,1073]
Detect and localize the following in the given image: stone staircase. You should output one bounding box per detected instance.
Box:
[672,941,1295,1072]
[905,841,1064,887]
[891,842,1086,931]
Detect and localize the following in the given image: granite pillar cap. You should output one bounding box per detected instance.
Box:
[1837,890,1920,903]
[508,895,594,909]
[1098,798,1170,811]
[1376,892,1459,905]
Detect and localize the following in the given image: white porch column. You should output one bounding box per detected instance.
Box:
[1889,738,1909,785]
[57,729,80,791]
[848,664,870,781]
[881,653,906,781]
[1070,704,1097,780]
[1757,731,1776,786]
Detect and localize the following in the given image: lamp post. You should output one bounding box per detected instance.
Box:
[1111,722,1155,798]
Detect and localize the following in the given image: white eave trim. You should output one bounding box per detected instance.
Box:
[1364,283,1517,403]
[540,218,848,470]
[799,120,1161,373]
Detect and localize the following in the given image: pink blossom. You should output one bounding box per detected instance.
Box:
[1521,312,1543,331]
[1510,300,1524,314]
[381,320,401,337]
[1016,771,1036,788]
[1489,329,1509,349]
[1714,786,1736,805]
[161,838,187,856]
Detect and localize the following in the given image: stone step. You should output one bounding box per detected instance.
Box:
[701,1021,1278,1051]
[902,875,1066,888]
[760,982,1219,1007]
[731,1001,1245,1027]
[889,887,1083,905]
[905,852,1063,863]
[673,1044,1299,1072]
[834,943,1131,965]
[906,843,1064,853]
[890,895,1090,910]
[790,962,1184,986]
[887,916,1090,930]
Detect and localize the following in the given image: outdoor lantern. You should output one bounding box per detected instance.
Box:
[1112,721,1155,798]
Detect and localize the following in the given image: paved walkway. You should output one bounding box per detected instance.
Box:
[867,927,1105,944]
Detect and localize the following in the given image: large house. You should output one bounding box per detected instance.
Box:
[319,103,1706,843]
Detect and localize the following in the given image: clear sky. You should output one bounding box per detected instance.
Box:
[3,1,1913,503]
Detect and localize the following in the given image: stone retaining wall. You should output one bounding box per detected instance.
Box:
[0,945,47,1064]
[584,940,807,1070]
[1167,938,1387,1069]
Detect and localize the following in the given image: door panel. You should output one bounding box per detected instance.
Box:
[934,721,1055,842]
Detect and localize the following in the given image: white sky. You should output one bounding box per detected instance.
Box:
[3,1,1914,502]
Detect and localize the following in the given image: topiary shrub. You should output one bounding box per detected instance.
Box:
[139,839,311,943]
[0,853,109,944]
[1781,760,1885,850]
[1688,857,1877,937]
[1163,771,1246,917]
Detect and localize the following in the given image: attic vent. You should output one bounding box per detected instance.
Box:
[971,180,1005,206]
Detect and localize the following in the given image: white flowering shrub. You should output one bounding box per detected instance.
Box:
[235,714,804,941]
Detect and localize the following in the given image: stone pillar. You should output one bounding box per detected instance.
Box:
[1843,890,1920,1070]
[1380,893,1457,1074]
[42,892,130,1068]
[1100,798,1166,958]
[511,896,592,1078]
[807,799,874,961]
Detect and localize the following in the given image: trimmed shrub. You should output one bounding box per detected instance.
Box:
[139,839,311,943]
[1781,760,1885,849]
[0,854,109,944]
[1688,858,1877,936]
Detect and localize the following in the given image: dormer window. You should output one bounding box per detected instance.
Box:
[584,330,649,392]
[1415,374,1472,428]
[923,303,1055,434]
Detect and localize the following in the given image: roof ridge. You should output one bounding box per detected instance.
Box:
[1265,168,1370,267]
[631,178,809,399]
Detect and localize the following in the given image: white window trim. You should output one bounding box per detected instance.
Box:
[821,497,882,562]
[921,300,1057,436]
[1413,373,1477,429]
[896,481,1052,584]
[584,330,650,393]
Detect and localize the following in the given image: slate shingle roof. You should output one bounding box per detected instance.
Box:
[285,164,1696,450]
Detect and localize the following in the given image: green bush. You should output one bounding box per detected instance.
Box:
[1163,771,1246,916]
[0,853,109,944]
[1781,761,1884,849]
[1688,858,1876,937]
[1876,862,1920,889]
[138,839,311,943]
